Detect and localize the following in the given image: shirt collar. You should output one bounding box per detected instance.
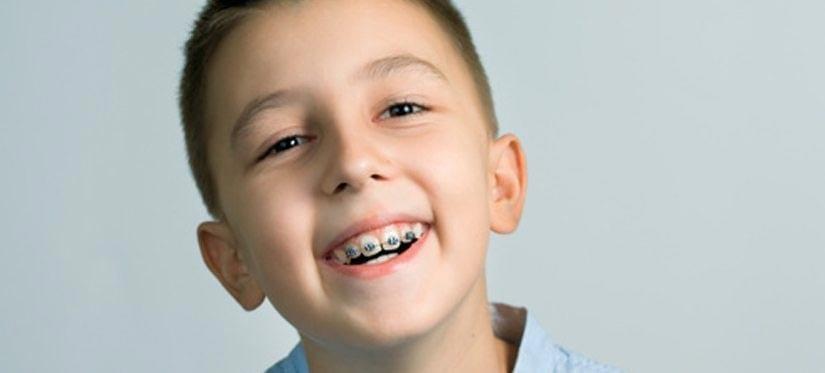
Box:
[490,302,563,372]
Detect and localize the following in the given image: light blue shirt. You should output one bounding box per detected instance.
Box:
[266,303,621,372]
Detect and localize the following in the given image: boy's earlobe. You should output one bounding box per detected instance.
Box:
[488,134,528,234]
[197,221,265,311]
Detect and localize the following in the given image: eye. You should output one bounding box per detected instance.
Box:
[259,135,312,160]
[378,101,428,120]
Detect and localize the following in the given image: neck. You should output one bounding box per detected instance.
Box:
[301,275,516,373]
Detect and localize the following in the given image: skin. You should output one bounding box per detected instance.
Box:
[196,0,527,371]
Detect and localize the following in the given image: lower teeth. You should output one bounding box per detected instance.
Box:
[365,253,398,265]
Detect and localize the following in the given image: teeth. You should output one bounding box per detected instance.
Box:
[365,253,398,265]
[399,224,415,243]
[381,227,401,251]
[360,235,382,257]
[332,222,426,265]
[333,248,350,264]
[412,223,424,238]
[344,244,361,260]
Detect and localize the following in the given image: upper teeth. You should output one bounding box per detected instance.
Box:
[382,226,401,251]
[344,244,361,259]
[331,222,426,264]
[400,224,415,243]
[360,235,382,257]
[412,223,423,238]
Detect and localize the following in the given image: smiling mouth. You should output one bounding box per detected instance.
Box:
[327,222,427,266]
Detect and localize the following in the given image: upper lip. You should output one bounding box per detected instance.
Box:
[321,213,426,258]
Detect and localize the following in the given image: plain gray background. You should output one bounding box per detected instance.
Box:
[2,0,823,372]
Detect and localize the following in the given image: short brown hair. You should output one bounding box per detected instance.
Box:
[178,0,498,219]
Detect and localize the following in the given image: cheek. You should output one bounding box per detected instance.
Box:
[402,125,491,250]
[234,177,321,299]
[397,127,491,317]
[411,124,489,206]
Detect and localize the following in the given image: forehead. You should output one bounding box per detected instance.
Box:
[204,0,470,138]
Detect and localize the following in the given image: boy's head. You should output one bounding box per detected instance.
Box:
[179,0,527,349]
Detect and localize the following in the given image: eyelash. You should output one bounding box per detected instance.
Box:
[377,100,428,120]
[259,101,429,160]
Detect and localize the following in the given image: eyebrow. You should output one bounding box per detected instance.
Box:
[229,54,448,151]
[357,53,448,84]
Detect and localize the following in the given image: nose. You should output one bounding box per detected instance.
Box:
[319,125,392,196]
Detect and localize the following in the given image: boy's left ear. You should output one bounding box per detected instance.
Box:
[488,133,527,234]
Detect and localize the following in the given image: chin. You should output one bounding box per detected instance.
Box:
[349,319,439,350]
[331,298,447,350]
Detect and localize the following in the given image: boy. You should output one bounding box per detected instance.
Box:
[178,0,620,371]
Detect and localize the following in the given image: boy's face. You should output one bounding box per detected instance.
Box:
[199,0,525,348]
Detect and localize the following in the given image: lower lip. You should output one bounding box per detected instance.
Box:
[322,226,429,280]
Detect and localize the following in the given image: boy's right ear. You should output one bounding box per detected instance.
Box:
[197,221,265,311]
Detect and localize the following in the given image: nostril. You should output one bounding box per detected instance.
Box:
[333,183,348,193]
[329,174,385,194]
